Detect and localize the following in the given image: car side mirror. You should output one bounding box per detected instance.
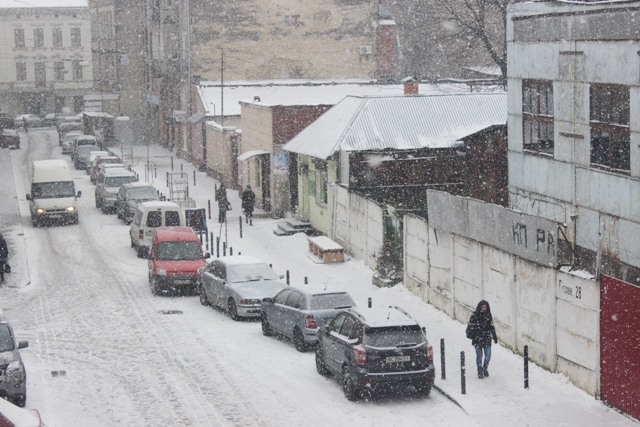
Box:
[26,194,31,201]
[77,191,82,198]
[263,297,273,304]
[17,340,28,349]
[204,252,211,259]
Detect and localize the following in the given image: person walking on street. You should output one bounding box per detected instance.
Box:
[466,299,497,379]
[0,233,8,284]
[241,185,256,226]
[216,183,229,223]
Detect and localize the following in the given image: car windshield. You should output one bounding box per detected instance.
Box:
[32,181,76,198]
[156,241,202,261]
[0,324,15,352]
[310,293,354,310]
[364,326,425,348]
[78,145,99,156]
[227,263,279,283]
[105,176,137,187]
[128,187,159,200]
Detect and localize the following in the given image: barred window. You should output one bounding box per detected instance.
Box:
[522,80,554,155]
[590,84,630,172]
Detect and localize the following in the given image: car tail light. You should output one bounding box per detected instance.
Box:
[427,344,434,361]
[139,230,144,240]
[353,345,367,365]
[305,315,317,329]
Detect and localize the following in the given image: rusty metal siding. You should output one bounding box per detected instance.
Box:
[600,274,640,421]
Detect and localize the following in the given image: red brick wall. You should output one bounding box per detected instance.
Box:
[271,105,332,145]
[376,23,396,80]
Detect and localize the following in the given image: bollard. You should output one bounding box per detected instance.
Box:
[157,190,160,197]
[441,339,446,380]
[214,184,217,201]
[205,233,209,251]
[181,163,183,173]
[210,232,214,252]
[286,270,290,285]
[208,200,211,220]
[238,252,241,255]
[216,237,220,258]
[154,164,157,179]
[239,216,243,238]
[230,247,233,256]
[171,156,174,171]
[166,171,169,188]
[368,297,372,308]
[223,241,226,256]
[524,345,529,389]
[269,264,272,268]
[304,277,308,284]
[199,232,203,245]
[193,170,196,186]
[461,351,466,395]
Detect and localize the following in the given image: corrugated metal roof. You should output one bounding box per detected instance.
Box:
[283,93,507,159]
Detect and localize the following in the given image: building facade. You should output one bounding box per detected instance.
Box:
[0,1,93,116]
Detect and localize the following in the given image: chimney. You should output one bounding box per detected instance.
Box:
[254,96,261,102]
[402,76,419,95]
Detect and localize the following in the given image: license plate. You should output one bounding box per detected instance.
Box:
[386,355,410,363]
[49,215,62,219]
[173,280,191,285]
[247,309,261,314]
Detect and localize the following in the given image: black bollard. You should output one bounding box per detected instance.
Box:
[214,184,217,201]
[171,156,174,171]
[304,277,308,284]
[524,345,529,389]
[441,338,446,380]
[180,162,183,173]
[199,232,203,245]
[154,165,157,179]
[210,232,214,251]
[223,241,226,256]
[230,247,233,256]
[193,170,196,186]
[166,171,169,188]
[286,270,290,285]
[208,200,211,220]
[157,190,160,197]
[269,264,272,268]
[205,231,209,250]
[239,216,243,238]
[368,297,372,308]
[461,351,466,395]
[216,237,220,258]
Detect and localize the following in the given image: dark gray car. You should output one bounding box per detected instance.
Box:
[0,310,29,407]
[115,183,159,224]
[261,285,355,352]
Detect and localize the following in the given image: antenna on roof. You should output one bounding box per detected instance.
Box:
[387,311,391,320]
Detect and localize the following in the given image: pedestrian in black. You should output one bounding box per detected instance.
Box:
[241,185,256,226]
[0,233,8,284]
[466,300,497,379]
[216,183,229,223]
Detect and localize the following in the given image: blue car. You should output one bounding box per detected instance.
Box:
[260,285,355,352]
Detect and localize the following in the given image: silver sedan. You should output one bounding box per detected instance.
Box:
[260,285,355,352]
[197,256,287,320]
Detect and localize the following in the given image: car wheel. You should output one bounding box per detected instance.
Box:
[72,213,79,225]
[228,299,240,321]
[12,393,26,408]
[261,313,273,336]
[293,327,308,352]
[315,346,331,377]
[199,284,209,306]
[342,367,358,401]
[150,275,160,296]
[416,383,432,397]
[96,198,102,209]
[137,246,146,258]
[31,217,40,228]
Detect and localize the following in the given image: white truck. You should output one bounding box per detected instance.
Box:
[26,159,81,227]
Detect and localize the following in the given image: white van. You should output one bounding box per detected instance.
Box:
[130,201,184,257]
[26,159,81,227]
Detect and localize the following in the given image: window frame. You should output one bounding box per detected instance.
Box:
[522,80,554,156]
[72,60,83,80]
[54,61,65,81]
[52,27,63,48]
[34,62,46,88]
[16,62,27,81]
[70,28,81,48]
[589,84,630,172]
[33,28,44,48]
[14,29,25,48]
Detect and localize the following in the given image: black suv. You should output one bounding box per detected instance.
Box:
[0,310,29,407]
[315,306,435,400]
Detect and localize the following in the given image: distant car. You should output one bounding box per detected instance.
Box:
[261,285,355,352]
[71,135,99,166]
[0,310,29,407]
[0,397,42,427]
[58,121,84,145]
[0,115,20,149]
[74,143,100,170]
[14,114,42,129]
[85,150,109,173]
[42,112,68,127]
[197,256,287,320]
[90,155,121,184]
[61,131,83,155]
[95,168,138,213]
[315,306,436,401]
[115,182,159,224]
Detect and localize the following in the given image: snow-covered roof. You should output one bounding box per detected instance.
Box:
[218,255,269,266]
[292,284,348,296]
[461,65,502,77]
[139,201,180,209]
[283,92,507,159]
[83,112,114,118]
[195,79,468,117]
[359,307,418,328]
[0,0,87,8]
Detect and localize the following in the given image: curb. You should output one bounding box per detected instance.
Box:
[433,384,468,415]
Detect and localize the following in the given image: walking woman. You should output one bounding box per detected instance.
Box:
[466,300,498,379]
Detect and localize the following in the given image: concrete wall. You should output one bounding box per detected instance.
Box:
[206,122,239,189]
[331,184,382,270]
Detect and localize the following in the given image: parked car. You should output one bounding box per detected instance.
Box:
[95,168,138,214]
[148,226,210,296]
[71,135,99,166]
[130,201,184,258]
[85,150,110,173]
[0,396,43,427]
[74,144,100,170]
[0,309,29,407]
[90,155,121,184]
[0,113,20,149]
[14,114,42,129]
[115,182,159,224]
[315,306,435,401]
[61,131,83,155]
[43,112,68,127]
[58,121,84,145]
[261,285,355,352]
[197,256,287,321]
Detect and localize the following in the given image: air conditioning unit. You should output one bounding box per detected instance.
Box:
[358,45,372,55]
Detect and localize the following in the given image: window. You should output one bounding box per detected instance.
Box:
[73,96,83,112]
[146,211,162,227]
[317,168,328,205]
[275,289,293,305]
[14,29,25,48]
[52,28,63,48]
[70,28,81,48]
[34,28,44,48]
[328,313,347,333]
[72,60,83,80]
[34,62,46,87]
[308,170,316,197]
[54,61,65,81]
[55,96,65,113]
[285,292,302,309]
[165,210,181,226]
[340,316,362,340]
[16,63,27,81]
[590,84,630,171]
[522,80,554,155]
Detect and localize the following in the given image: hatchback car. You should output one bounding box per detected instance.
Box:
[95,168,138,213]
[116,182,159,224]
[90,156,121,184]
[198,256,287,320]
[0,310,29,407]
[261,285,355,352]
[74,144,100,170]
[315,306,435,401]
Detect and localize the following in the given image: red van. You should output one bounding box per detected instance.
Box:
[148,226,210,295]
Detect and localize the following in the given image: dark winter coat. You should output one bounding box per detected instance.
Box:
[241,189,256,214]
[0,234,8,261]
[466,300,497,348]
[216,185,228,208]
